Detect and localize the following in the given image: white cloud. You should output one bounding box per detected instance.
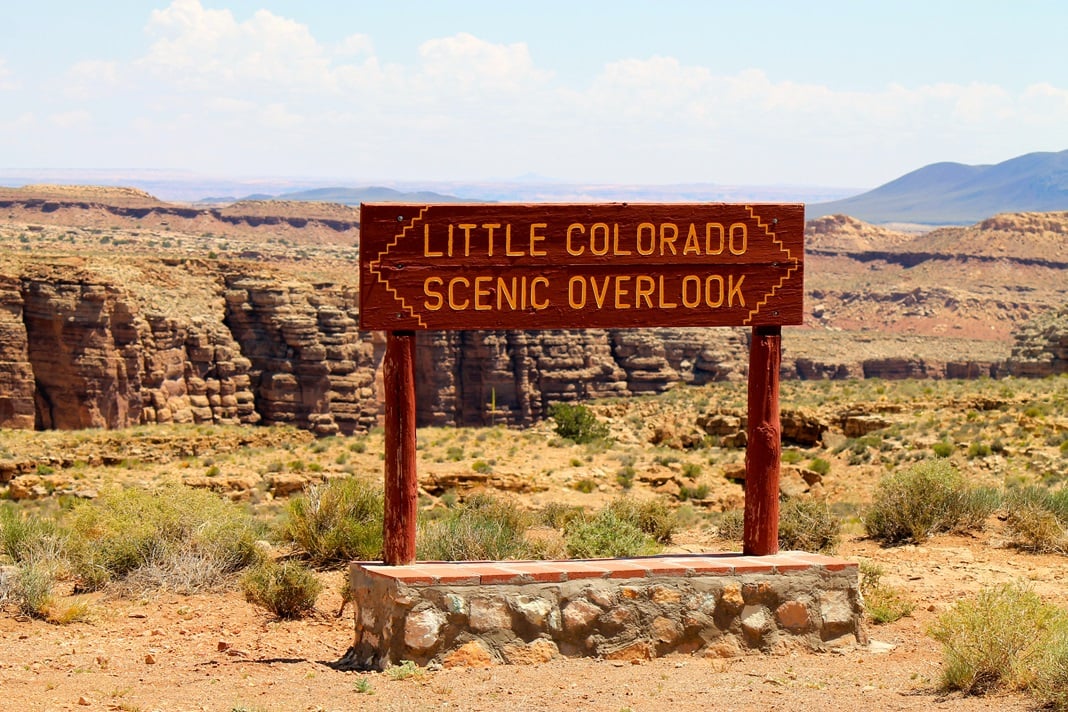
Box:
[64,60,120,99]
[0,58,18,90]
[417,32,550,93]
[49,110,92,128]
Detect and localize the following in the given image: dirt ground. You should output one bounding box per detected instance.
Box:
[2,526,1064,712]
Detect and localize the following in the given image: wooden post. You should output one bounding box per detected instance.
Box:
[383,331,418,565]
[744,325,782,556]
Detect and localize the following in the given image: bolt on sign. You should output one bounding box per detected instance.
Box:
[359,203,804,331]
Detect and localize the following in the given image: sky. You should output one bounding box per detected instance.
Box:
[1,0,1066,190]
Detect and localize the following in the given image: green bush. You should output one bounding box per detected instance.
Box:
[68,485,265,592]
[417,494,534,561]
[606,496,677,544]
[863,460,999,544]
[929,582,1060,695]
[573,478,597,494]
[859,561,913,624]
[1004,487,1068,553]
[280,477,384,566]
[932,441,954,458]
[778,498,841,553]
[548,403,609,444]
[565,510,658,558]
[1,504,67,564]
[616,465,636,489]
[808,457,831,476]
[241,560,322,619]
[1031,622,1068,710]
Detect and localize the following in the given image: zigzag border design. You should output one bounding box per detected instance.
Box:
[743,205,800,325]
[367,206,429,328]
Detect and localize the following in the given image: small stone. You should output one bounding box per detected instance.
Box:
[775,601,810,633]
[819,590,857,640]
[404,608,446,653]
[702,639,742,659]
[217,640,231,652]
[77,696,92,706]
[469,598,511,632]
[443,593,467,615]
[649,585,682,605]
[651,616,683,646]
[602,640,654,662]
[740,605,769,639]
[587,588,614,608]
[562,599,601,633]
[442,640,496,668]
[620,586,642,600]
[509,595,552,628]
[720,583,744,610]
[501,638,558,665]
[144,653,157,664]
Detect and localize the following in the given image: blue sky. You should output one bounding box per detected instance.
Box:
[1,1,1066,189]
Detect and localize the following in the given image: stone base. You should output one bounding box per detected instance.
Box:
[343,552,865,670]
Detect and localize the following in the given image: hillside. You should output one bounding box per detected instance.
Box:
[0,185,1066,433]
[809,149,1068,224]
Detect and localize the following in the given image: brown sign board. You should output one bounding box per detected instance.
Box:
[359,203,804,331]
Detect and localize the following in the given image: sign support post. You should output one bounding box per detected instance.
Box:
[744,325,782,555]
[383,330,418,565]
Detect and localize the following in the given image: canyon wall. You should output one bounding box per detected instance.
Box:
[0,259,1057,434]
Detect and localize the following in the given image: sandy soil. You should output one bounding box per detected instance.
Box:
[3,528,1064,712]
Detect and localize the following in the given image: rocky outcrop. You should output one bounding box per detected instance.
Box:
[1006,304,1068,377]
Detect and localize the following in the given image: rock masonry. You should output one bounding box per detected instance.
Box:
[343,553,864,670]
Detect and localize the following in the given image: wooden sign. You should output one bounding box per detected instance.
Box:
[359,203,804,331]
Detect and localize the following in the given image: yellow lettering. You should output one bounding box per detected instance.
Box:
[612,224,631,255]
[591,276,611,308]
[497,276,518,310]
[504,224,523,257]
[424,224,443,257]
[635,275,654,308]
[482,223,500,257]
[568,276,586,309]
[681,275,701,308]
[614,276,632,309]
[659,223,678,256]
[658,275,677,308]
[447,224,455,257]
[729,223,748,255]
[458,224,477,257]
[566,223,585,256]
[590,223,610,256]
[636,223,656,256]
[706,275,724,308]
[729,274,746,306]
[529,223,547,256]
[706,223,724,255]
[682,224,700,255]
[474,276,493,311]
[531,277,549,310]
[423,277,444,310]
[448,277,470,310]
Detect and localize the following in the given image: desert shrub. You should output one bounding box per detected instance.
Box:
[681,462,702,478]
[863,460,999,544]
[241,560,321,619]
[573,478,597,493]
[1004,487,1068,553]
[715,509,744,542]
[932,441,954,458]
[678,483,710,501]
[1031,621,1068,710]
[548,403,609,444]
[859,561,913,624]
[1,504,67,564]
[778,498,840,553]
[565,510,657,558]
[606,496,677,543]
[808,457,831,476]
[967,441,992,459]
[68,485,264,592]
[929,582,1060,695]
[616,465,636,489]
[280,477,383,566]
[538,502,584,530]
[417,493,534,561]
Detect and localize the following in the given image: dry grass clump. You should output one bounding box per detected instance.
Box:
[864,460,999,544]
[929,582,1064,698]
[241,559,322,620]
[1004,486,1068,553]
[280,477,384,565]
[859,560,913,624]
[68,485,265,592]
[713,498,840,553]
[417,493,535,561]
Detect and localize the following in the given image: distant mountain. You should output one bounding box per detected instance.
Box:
[808,150,1068,224]
[239,186,468,205]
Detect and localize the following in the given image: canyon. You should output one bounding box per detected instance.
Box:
[0,185,1065,433]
